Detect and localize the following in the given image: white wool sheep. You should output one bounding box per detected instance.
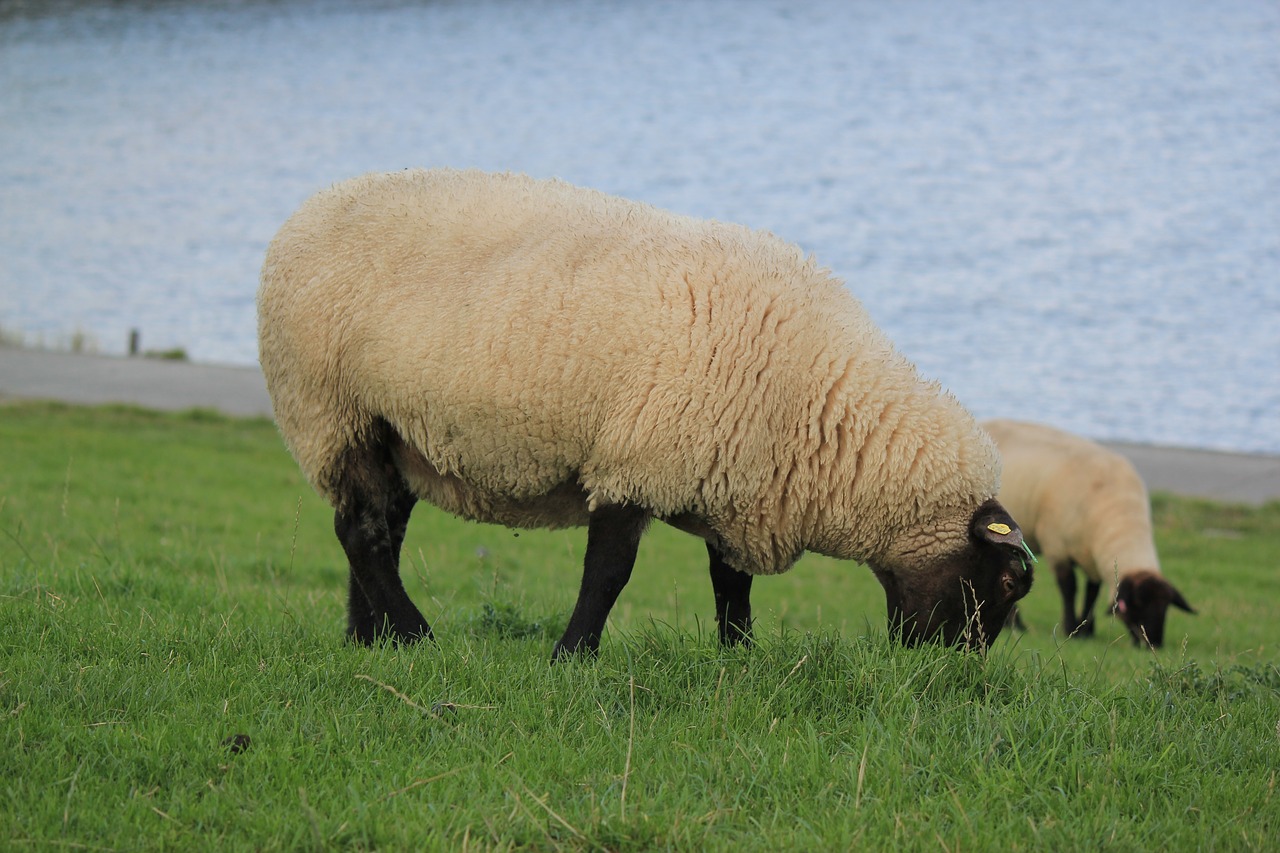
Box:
[257,168,1033,657]
[983,419,1194,647]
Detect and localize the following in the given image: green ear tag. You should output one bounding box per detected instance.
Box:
[987,522,1011,535]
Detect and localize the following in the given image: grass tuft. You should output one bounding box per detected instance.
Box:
[467,600,565,641]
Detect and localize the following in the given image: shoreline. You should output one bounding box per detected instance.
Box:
[3,346,1277,505]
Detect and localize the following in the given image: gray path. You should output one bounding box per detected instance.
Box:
[0,347,271,418]
[3,347,1278,505]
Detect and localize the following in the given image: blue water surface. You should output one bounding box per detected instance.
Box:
[1,0,1277,452]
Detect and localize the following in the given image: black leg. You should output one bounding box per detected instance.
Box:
[387,486,417,559]
[1077,578,1101,637]
[334,437,430,646]
[551,504,649,661]
[1054,560,1083,637]
[708,542,753,646]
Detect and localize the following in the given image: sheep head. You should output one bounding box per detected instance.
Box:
[874,499,1034,650]
[1111,570,1195,648]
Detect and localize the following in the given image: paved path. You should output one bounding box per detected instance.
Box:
[0,347,272,418]
[3,347,1278,505]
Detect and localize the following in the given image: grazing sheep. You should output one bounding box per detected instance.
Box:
[257,168,1034,658]
[983,419,1194,647]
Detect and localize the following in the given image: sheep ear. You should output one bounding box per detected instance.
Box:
[980,519,1022,547]
[972,500,1035,569]
[1168,584,1195,614]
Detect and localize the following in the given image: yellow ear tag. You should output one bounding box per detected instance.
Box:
[987,522,1011,535]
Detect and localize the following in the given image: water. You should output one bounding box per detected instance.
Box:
[2,0,1277,453]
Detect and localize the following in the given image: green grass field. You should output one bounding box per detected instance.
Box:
[2,402,1277,850]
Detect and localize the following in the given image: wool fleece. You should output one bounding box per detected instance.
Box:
[258,168,1002,578]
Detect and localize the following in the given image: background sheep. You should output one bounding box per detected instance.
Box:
[257,168,1034,659]
[983,418,1194,647]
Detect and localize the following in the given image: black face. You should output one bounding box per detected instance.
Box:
[1112,571,1195,649]
[876,499,1035,651]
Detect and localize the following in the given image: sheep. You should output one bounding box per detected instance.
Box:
[982,418,1194,648]
[257,168,1034,659]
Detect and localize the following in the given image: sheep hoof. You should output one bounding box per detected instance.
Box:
[549,637,600,663]
[718,623,754,647]
[1064,619,1094,640]
[346,619,434,647]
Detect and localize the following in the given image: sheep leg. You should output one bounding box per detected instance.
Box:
[333,439,431,645]
[1054,560,1085,637]
[1077,579,1101,637]
[707,543,753,646]
[551,504,648,661]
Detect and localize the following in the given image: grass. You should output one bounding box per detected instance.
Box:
[1,401,1277,850]
[0,327,101,355]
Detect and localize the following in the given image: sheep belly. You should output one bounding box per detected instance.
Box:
[391,434,592,530]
